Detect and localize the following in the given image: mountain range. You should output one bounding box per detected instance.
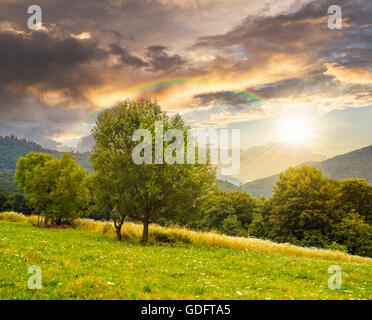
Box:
[233,144,326,181]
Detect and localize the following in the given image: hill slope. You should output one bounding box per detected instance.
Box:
[237,144,372,198]
[0,136,91,193]
[0,219,371,299]
[235,144,325,181]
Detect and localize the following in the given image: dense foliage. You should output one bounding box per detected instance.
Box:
[187,167,372,257]
[248,167,372,257]
[0,188,32,214]
[15,152,89,225]
[194,191,257,236]
[90,99,216,241]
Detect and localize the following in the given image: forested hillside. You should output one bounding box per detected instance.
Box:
[0,136,91,193]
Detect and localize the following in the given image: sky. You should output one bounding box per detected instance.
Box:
[0,0,371,156]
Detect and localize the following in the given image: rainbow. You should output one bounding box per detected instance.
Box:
[233,90,262,105]
[122,77,213,95]
[75,77,264,135]
[79,77,214,127]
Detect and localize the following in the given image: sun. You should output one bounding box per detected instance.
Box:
[277,115,313,146]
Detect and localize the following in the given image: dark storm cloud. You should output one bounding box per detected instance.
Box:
[0,30,106,99]
[0,29,186,105]
[106,43,187,72]
[0,28,105,148]
[109,44,147,68]
[145,45,186,72]
[0,0,188,148]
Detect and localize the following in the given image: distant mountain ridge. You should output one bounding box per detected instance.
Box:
[219,144,372,198]
[2,135,372,199]
[0,136,91,193]
[234,143,325,181]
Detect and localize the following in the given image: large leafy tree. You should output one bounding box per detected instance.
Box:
[15,152,53,221]
[91,99,215,242]
[89,149,136,240]
[15,152,89,224]
[269,166,343,247]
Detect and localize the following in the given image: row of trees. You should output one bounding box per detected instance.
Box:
[255,167,372,256]
[187,167,371,257]
[14,100,215,242]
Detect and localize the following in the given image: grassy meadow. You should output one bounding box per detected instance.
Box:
[0,212,371,300]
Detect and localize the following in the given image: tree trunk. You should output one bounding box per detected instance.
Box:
[116,226,122,241]
[113,216,124,241]
[142,218,149,243]
[57,216,62,225]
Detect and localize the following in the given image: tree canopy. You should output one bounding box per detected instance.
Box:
[91,99,216,241]
[15,152,89,225]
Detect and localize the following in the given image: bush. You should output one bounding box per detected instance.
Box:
[331,212,372,257]
[201,191,257,236]
[15,152,89,225]
[221,215,245,236]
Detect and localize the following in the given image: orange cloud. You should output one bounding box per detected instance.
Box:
[324,63,372,85]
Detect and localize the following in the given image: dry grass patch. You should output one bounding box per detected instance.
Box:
[1,211,371,265]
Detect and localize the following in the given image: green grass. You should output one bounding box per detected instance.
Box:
[0,221,371,300]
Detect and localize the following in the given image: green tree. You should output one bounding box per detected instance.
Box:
[269,166,342,247]
[203,192,236,231]
[221,215,243,236]
[339,179,372,223]
[15,152,89,225]
[248,197,272,239]
[89,150,136,240]
[202,191,257,236]
[331,211,372,257]
[15,152,53,222]
[8,193,32,215]
[91,99,215,242]
[229,192,257,227]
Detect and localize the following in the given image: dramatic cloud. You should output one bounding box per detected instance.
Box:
[110,44,147,68]
[145,45,186,72]
[0,30,106,94]
[0,0,371,154]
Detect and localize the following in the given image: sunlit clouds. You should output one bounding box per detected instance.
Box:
[0,0,371,153]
